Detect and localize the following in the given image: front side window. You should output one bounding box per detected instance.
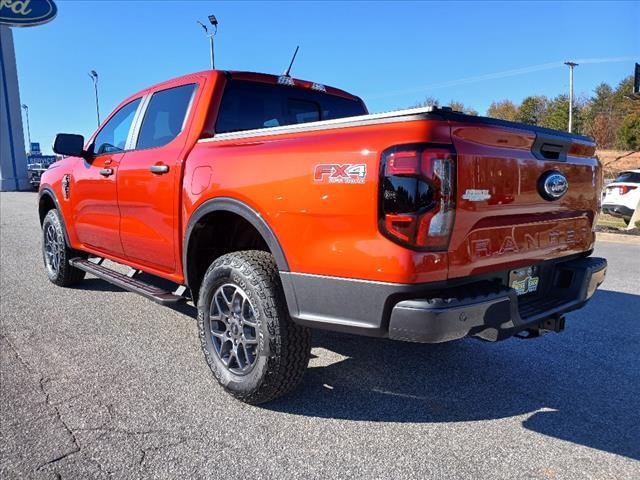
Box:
[93,98,141,155]
[136,84,196,150]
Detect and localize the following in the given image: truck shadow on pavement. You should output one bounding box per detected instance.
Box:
[266,289,640,461]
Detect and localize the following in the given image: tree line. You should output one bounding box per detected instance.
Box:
[413,75,640,150]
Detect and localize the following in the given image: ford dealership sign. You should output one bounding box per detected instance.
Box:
[0,0,57,27]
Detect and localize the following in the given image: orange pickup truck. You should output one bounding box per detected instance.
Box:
[40,70,606,403]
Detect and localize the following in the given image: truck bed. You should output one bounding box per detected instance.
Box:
[192,105,599,282]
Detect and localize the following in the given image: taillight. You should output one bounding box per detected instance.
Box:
[378,144,456,250]
[619,185,638,195]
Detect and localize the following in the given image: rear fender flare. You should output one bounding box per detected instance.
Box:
[182,197,290,288]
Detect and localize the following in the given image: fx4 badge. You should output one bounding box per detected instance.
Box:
[314,164,367,184]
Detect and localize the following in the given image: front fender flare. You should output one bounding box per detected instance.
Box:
[39,187,71,245]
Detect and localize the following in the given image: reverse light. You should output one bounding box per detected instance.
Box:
[379,144,456,250]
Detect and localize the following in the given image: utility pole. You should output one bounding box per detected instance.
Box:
[21,104,31,151]
[564,61,578,133]
[88,70,100,127]
[197,15,218,69]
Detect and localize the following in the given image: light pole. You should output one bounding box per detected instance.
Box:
[88,70,100,127]
[564,61,578,133]
[197,15,218,69]
[21,104,31,151]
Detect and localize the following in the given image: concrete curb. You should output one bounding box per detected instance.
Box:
[596,232,640,245]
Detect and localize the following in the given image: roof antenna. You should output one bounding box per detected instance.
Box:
[282,46,299,76]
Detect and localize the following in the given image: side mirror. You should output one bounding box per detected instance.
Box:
[53,133,86,157]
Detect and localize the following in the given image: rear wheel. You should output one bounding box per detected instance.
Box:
[42,209,86,287]
[197,250,311,404]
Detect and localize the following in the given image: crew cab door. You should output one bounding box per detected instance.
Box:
[117,83,197,272]
[73,98,141,256]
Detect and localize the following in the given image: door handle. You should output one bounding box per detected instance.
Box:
[149,164,170,174]
[99,168,114,177]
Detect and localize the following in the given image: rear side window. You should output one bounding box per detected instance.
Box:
[93,98,141,155]
[614,171,640,183]
[136,84,196,150]
[216,80,365,134]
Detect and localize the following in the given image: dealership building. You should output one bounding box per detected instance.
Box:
[0,26,29,191]
[1,1,58,191]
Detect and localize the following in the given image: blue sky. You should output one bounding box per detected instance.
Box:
[12,0,639,153]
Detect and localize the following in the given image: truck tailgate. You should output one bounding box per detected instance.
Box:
[447,121,600,279]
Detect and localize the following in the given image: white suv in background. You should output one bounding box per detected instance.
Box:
[602,169,640,225]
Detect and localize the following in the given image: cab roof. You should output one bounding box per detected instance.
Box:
[132,70,361,103]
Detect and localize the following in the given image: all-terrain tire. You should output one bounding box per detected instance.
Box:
[197,250,311,404]
[42,209,86,287]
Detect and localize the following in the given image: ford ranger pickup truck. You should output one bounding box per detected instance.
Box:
[40,70,607,404]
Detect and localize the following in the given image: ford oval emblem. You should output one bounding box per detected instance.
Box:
[539,171,568,200]
[0,0,57,27]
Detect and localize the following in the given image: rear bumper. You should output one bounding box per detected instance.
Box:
[283,255,606,343]
[602,204,634,218]
[389,256,606,343]
[27,170,43,188]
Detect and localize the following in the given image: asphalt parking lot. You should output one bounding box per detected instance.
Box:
[1,191,639,479]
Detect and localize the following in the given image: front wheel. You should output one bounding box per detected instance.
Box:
[42,209,86,287]
[197,250,311,404]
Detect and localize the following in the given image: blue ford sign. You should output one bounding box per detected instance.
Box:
[0,0,57,27]
[539,171,569,200]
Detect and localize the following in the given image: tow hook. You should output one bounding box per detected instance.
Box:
[515,315,566,339]
[541,315,566,333]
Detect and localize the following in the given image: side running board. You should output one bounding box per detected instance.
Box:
[69,257,184,305]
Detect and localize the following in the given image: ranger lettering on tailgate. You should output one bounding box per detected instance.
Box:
[471,226,591,258]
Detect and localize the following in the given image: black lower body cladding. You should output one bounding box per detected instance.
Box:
[281,255,607,343]
[602,204,635,219]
